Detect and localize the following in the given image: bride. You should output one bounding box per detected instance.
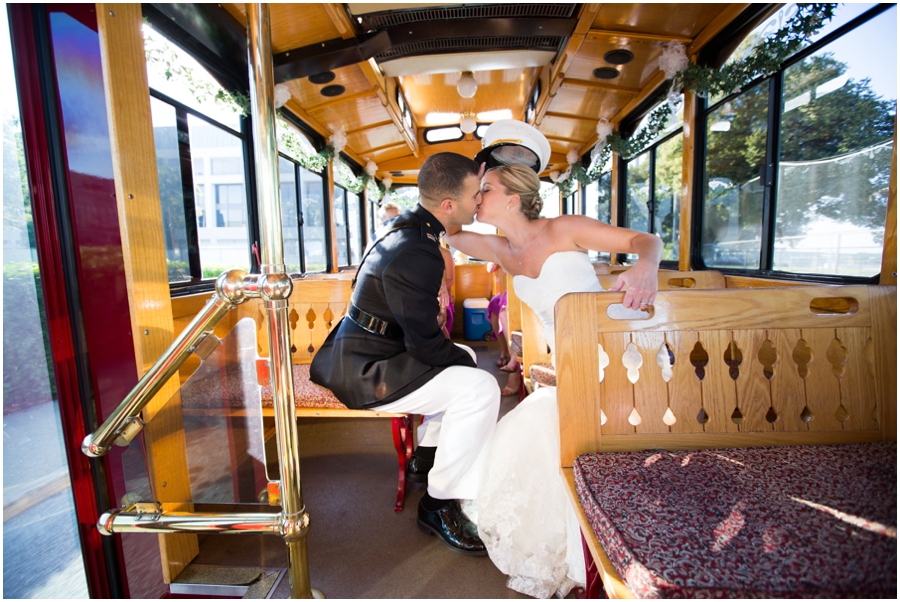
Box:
[445,163,662,598]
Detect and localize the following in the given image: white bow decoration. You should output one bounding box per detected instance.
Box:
[274,83,291,109]
[382,176,393,191]
[329,126,347,154]
[659,41,689,111]
[590,118,614,167]
[659,41,689,79]
[365,160,378,177]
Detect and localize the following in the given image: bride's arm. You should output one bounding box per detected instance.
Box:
[556,216,662,309]
[443,228,505,264]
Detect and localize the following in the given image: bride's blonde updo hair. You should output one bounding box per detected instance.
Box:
[488,163,543,220]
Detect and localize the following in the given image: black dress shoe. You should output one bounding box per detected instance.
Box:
[407,446,435,483]
[417,498,487,556]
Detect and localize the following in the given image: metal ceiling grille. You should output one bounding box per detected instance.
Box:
[359,4,576,31]
[376,36,562,61]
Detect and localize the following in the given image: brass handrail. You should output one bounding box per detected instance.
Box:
[81,269,255,457]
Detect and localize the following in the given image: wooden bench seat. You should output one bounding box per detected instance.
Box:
[521,270,726,391]
[555,285,897,598]
[574,442,896,598]
[174,276,415,512]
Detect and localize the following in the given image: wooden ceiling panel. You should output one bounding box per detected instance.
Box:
[312,94,393,136]
[286,64,373,108]
[546,84,633,122]
[222,3,341,52]
[349,123,406,155]
[400,68,536,126]
[365,145,415,167]
[539,115,597,145]
[567,36,666,89]
[592,3,731,39]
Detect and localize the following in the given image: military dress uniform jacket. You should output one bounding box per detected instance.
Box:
[310,205,476,409]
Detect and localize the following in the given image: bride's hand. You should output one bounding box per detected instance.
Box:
[607,260,659,310]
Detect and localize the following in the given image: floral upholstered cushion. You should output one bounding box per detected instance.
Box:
[260,363,347,410]
[529,363,556,388]
[573,442,897,598]
[509,331,523,360]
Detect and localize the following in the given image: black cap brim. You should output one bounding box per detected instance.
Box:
[474,143,541,174]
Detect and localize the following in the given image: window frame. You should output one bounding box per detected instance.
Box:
[276,151,330,276]
[692,3,893,284]
[149,88,257,295]
[617,120,683,269]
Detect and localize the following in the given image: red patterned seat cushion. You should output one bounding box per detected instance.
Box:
[573,442,896,598]
[260,363,347,410]
[529,362,556,388]
[509,331,523,360]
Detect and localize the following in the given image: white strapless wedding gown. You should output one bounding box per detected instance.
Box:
[464,252,603,598]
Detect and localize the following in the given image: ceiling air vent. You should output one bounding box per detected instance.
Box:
[358,4,576,31]
[376,36,561,61]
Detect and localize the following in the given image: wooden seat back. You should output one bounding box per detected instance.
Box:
[236,277,352,364]
[520,270,725,382]
[555,285,897,467]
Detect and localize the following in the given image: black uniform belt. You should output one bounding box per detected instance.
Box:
[348,303,403,339]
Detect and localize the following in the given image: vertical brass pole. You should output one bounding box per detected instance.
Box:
[245,4,317,598]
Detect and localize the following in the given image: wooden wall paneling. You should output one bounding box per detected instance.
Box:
[506,273,522,333]
[768,329,806,432]
[600,332,635,435]
[253,302,269,357]
[836,327,878,432]
[696,330,737,433]
[724,275,814,288]
[522,304,551,379]
[609,156,622,264]
[731,329,772,432]
[326,160,339,272]
[556,294,603,466]
[801,328,844,431]
[678,91,696,271]
[631,331,669,434]
[452,263,493,336]
[594,287,873,333]
[666,330,704,434]
[685,4,752,57]
[881,119,897,285]
[868,285,897,440]
[96,3,198,582]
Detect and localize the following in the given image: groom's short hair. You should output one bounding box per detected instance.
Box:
[418,153,479,209]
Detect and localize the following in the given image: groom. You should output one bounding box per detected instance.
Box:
[310,152,500,555]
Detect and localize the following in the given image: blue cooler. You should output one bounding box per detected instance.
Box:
[463,298,491,341]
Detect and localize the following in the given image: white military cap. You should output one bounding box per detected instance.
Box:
[474,119,551,174]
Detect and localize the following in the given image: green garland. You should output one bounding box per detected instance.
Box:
[143,26,250,116]
[144,25,389,201]
[145,6,837,201]
[574,3,837,185]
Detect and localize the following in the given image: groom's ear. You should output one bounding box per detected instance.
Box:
[439,197,454,215]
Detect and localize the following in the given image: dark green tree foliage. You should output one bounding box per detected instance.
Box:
[776,54,895,243]
[704,82,769,250]
[705,51,895,250]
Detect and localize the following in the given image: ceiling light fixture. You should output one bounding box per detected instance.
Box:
[457,71,478,98]
[460,112,477,134]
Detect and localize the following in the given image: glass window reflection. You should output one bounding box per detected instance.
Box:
[702,81,769,270]
[3,15,89,598]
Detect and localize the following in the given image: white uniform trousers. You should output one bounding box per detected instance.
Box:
[377,345,500,501]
